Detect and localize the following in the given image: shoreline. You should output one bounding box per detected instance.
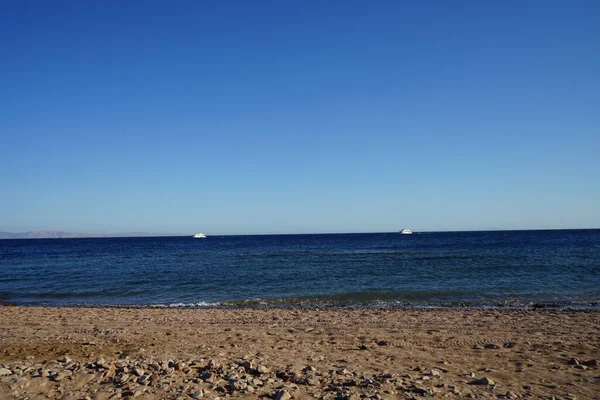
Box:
[1,307,599,399]
[2,301,600,310]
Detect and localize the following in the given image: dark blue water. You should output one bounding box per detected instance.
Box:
[1,230,599,308]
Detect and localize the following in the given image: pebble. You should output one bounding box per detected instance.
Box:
[0,368,12,376]
[411,386,430,396]
[229,379,248,390]
[469,377,495,386]
[275,389,292,400]
[257,364,270,374]
[240,360,254,371]
[190,389,204,398]
[115,373,130,383]
[304,365,316,372]
[225,372,239,381]
[53,370,73,381]
[307,378,320,386]
[201,371,214,382]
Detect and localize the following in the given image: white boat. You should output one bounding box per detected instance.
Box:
[192,233,207,238]
[399,229,412,235]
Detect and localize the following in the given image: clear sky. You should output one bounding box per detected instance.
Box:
[1,0,599,234]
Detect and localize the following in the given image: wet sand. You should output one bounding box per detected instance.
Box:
[0,307,598,399]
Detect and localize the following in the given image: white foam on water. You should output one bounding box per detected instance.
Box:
[149,301,219,308]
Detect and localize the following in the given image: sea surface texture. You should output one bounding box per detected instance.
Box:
[1,230,599,308]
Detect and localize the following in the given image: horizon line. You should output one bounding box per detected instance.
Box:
[1,227,598,239]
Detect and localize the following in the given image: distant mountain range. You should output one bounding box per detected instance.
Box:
[0,231,178,239]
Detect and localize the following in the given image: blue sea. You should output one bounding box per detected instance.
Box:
[1,230,599,308]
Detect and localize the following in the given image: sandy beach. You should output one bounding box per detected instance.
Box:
[0,307,598,400]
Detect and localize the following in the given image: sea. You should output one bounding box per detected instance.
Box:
[1,229,599,309]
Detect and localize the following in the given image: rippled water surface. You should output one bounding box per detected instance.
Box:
[1,230,599,307]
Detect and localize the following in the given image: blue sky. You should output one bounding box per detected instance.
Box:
[1,0,599,234]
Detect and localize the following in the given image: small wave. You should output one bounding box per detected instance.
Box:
[217,292,600,310]
[219,290,477,307]
[148,301,219,308]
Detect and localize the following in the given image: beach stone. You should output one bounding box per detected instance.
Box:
[137,374,150,385]
[304,365,316,373]
[133,367,144,377]
[0,368,12,376]
[484,343,500,349]
[53,370,73,381]
[307,378,320,386]
[412,387,431,396]
[257,364,270,374]
[103,364,116,379]
[584,359,598,366]
[115,372,130,383]
[568,358,580,366]
[201,371,214,382]
[59,356,72,364]
[429,369,440,376]
[229,379,247,390]
[275,389,292,400]
[150,373,160,381]
[225,372,239,381]
[469,377,495,386]
[240,360,254,371]
[190,389,204,398]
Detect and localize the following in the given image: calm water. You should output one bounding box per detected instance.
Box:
[1,230,599,308]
